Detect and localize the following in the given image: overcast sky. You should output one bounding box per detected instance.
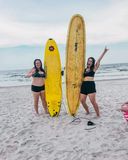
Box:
[0,0,128,70]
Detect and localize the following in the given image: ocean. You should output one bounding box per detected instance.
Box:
[0,63,128,87]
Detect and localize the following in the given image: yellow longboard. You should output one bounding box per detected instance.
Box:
[44,39,62,117]
[66,14,86,116]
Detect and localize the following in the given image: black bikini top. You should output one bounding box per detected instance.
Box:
[32,71,45,78]
[83,69,95,77]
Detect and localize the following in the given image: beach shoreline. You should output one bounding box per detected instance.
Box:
[0,77,128,89]
[0,78,128,160]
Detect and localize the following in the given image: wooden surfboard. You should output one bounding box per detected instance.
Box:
[66,14,86,116]
[44,38,62,117]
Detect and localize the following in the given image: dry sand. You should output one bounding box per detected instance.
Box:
[0,79,128,160]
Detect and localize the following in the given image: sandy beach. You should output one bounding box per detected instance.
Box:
[0,79,128,160]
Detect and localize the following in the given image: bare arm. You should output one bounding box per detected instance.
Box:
[95,46,109,71]
[25,68,35,78]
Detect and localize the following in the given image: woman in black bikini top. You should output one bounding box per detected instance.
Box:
[80,47,109,117]
[26,59,48,115]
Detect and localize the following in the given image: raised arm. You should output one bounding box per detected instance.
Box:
[95,46,109,71]
[25,68,35,78]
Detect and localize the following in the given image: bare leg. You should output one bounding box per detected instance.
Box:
[88,93,100,117]
[32,92,40,114]
[80,94,90,114]
[40,91,48,114]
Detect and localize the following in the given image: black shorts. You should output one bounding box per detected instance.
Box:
[80,81,96,95]
[31,85,45,92]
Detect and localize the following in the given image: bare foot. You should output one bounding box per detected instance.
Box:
[34,112,40,117]
[86,112,90,115]
[45,110,49,114]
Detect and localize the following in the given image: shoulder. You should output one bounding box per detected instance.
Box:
[30,68,36,73]
[42,68,45,73]
[84,68,86,72]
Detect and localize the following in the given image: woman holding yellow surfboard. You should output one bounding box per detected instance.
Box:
[80,47,109,117]
[26,59,48,115]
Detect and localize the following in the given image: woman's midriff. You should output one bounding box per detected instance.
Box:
[32,77,45,86]
[83,77,94,81]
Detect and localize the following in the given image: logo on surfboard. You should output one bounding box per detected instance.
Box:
[49,46,54,51]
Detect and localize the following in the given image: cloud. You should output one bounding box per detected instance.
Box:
[0,0,128,47]
[85,0,128,44]
[0,14,67,47]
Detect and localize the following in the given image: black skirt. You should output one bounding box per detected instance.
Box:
[80,81,96,95]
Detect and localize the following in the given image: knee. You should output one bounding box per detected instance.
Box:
[34,97,39,104]
[80,97,85,104]
[41,97,45,101]
[91,100,97,106]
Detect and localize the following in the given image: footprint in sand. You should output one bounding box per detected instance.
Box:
[6,144,18,153]
[20,139,35,146]
[41,142,54,154]
[17,129,32,137]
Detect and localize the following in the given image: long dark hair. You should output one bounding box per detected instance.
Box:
[34,59,45,73]
[87,57,95,71]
